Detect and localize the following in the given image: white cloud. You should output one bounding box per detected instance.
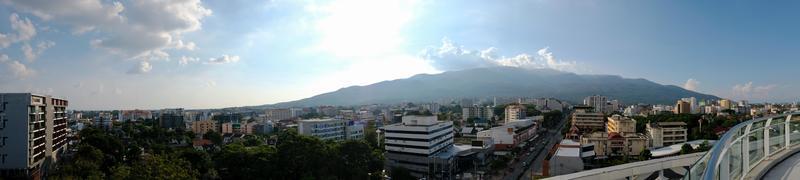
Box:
[173,40,196,51]
[179,56,200,65]
[420,38,578,72]
[732,81,777,100]
[3,0,211,62]
[127,61,153,74]
[0,54,8,62]
[205,55,240,65]
[22,41,55,61]
[6,60,35,79]
[205,80,216,87]
[683,78,700,91]
[0,13,36,48]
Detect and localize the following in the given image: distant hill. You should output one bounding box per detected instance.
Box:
[265,66,719,107]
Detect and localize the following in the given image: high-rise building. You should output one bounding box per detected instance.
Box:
[265,108,293,121]
[159,109,185,130]
[571,105,606,133]
[0,93,69,178]
[383,115,455,179]
[504,104,526,124]
[584,95,608,113]
[606,114,636,134]
[675,100,691,114]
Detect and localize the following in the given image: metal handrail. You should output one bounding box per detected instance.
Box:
[686,112,800,180]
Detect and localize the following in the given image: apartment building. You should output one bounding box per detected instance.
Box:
[191,120,217,135]
[572,105,606,133]
[0,93,69,178]
[504,104,526,124]
[647,121,688,148]
[606,114,636,134]
[298,118,364,141]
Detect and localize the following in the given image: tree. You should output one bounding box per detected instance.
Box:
[129,155,198,180]
[681,143,695,154]
[203,131,223,145]
[639,149,652,160]
[390,167,415,180]
[696,140,711,152]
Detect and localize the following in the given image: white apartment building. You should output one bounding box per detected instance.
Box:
[647,121,688,148]
[298,118,364,141]
[383,115,455,178]
[0,93,69,178]
[584,95,607,113]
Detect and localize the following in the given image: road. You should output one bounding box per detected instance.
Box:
[500,111,570,180]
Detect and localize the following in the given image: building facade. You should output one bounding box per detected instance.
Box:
[383,115,455,179]
[0,93,69,178]
[572,105,606,133]
[298,118,364,141]
[647,121,688,148]
[504,104,526,124]
[191,120,217,135]
[606,115,636,134]
[675,100,691,114]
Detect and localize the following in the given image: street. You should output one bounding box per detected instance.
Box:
[499,111,570,180]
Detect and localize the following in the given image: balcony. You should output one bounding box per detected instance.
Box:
[685,112,800,180]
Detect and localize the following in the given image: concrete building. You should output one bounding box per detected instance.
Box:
[719,99,733,110]
[119,109,152,122]
[0,93,69,178]
[584,95,607,113]
[647,122,688,148]
[607,114,636,134]
[265,108,293,121]
[476,119,537,152]
[504,104,526,124]
[462,105,494,125]
[383,115,455,179]
[191,120,217,135]
[158,108,185,130]
[580,131,648,158]
[572,105,606,133]
[675,100,691,114]
[298,118,364,141]
[547,140,586,176]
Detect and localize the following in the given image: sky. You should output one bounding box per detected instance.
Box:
[0,0,798,110]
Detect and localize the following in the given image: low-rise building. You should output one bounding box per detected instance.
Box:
[606,114,636,134]
[572,105,606,133]
[647,121,688,148]
[580,131,648,158]
[547,140,586,176]
[476,119,537,152]
[191,120,217,135]
[298,118,364,141]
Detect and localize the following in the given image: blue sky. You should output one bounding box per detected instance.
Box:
[0,0,797,110]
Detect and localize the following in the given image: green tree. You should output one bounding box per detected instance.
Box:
[639,149,652,160]
[681,143,695,154]
[390,167,416,180]
[203,131,223,145]
[129,155,198,180]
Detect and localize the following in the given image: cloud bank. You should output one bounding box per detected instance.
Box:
[419,38,578,72]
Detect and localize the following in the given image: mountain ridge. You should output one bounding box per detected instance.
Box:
[262,67,719,108]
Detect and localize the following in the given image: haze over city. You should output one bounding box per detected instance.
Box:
[0,0,798,110]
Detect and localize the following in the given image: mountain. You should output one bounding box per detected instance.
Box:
[267,67,719,107]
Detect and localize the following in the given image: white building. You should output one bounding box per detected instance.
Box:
[0,93,69,178]
[383,115,455,178]
[647,121,688,148]
[477,119,537,152]
[584,95,608,113]
[548,140,586,176]
[298,118,364,141]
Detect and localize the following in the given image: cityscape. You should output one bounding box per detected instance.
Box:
[1,1,800,180]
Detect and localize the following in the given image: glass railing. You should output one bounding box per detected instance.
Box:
[685,112,800,180]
